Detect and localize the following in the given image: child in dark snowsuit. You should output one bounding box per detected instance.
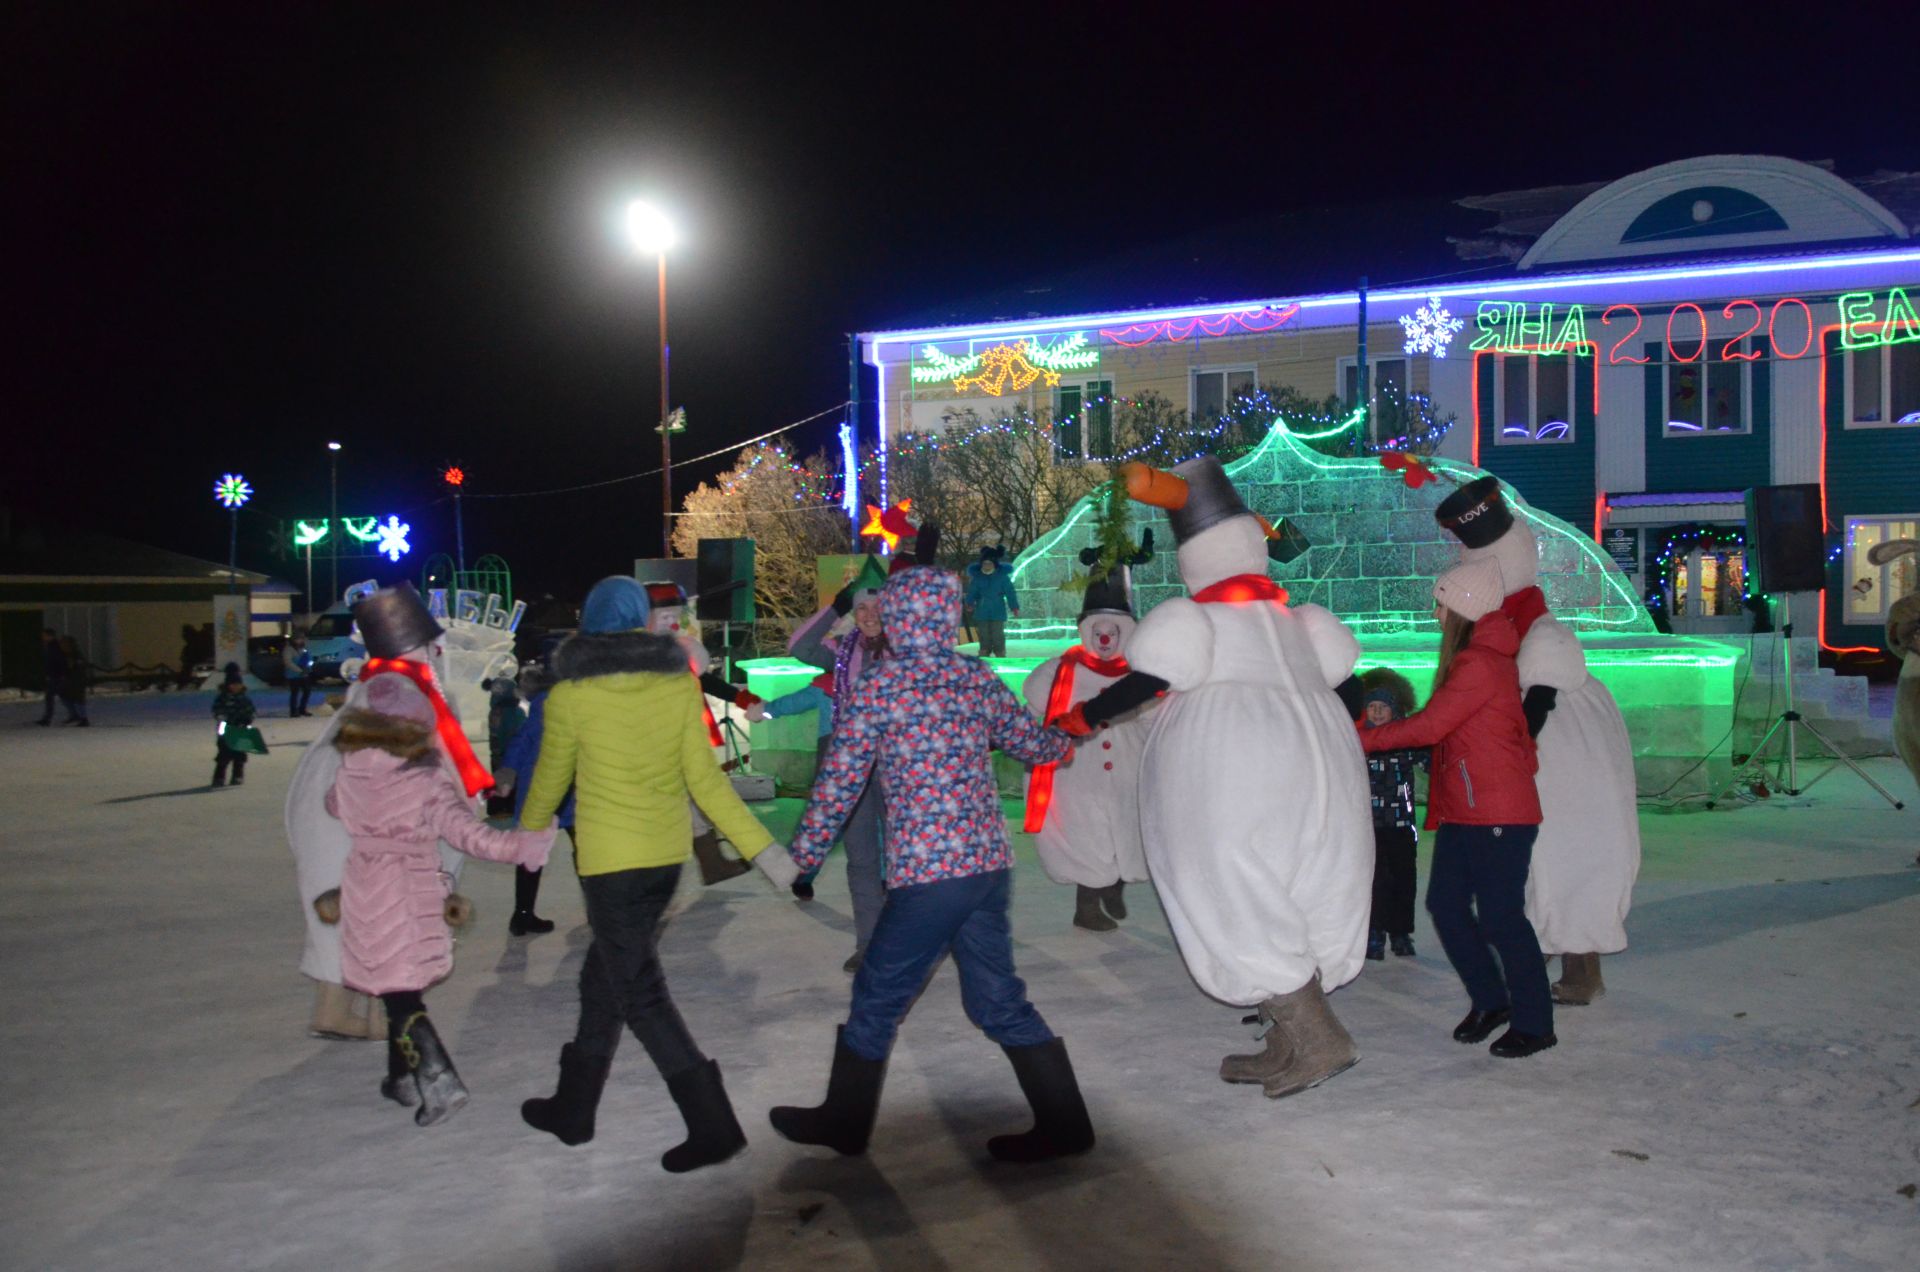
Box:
[1359,668,1425,960]
[212,665,262,787]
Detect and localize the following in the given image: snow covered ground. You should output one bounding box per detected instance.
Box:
[2,691,1917,1271]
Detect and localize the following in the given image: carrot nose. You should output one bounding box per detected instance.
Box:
[1121,462,1188,510]
[1253,513,1280,540]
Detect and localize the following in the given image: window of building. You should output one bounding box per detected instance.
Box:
[1847,342,1920,428]
[1337,356,1409,440]
[1054,379,1113,459]
[1657,340,1752,436]
[1192,366,1257,421]
[1844,515,1919,623]
[1493,353,1574,444]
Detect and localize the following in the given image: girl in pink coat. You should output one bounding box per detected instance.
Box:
[329,674,555,1126]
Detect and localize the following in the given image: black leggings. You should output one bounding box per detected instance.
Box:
[573,864,704,1079]
[382,990,426,1076]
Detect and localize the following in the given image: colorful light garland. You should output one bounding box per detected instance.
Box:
[1098,304,1299,348]
[293,520,330,547]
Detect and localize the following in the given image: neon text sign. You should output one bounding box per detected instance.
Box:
[1464,290,1916,365]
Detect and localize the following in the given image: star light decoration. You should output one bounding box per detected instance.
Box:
[442,465,465,488]
[861,499,914,552]
[1399,294,1466,359]
[213,473,253,508]
[373,515,412,563]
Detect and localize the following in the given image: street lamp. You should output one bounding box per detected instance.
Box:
[213,473,253,592]
[626,199,677,556]
[327,441,341,603]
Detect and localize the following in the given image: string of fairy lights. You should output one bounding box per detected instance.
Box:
[721,389,1452,507]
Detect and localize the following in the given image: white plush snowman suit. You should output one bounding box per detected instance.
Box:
[1463,521,1640,955]
[1126,517,1373,1006]
[1022,612,1150,888]
[284,641,469,984]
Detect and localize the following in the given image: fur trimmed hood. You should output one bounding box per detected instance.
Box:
[551,628,689,681]
[1359,666,1417,719]
[333,707,437,761]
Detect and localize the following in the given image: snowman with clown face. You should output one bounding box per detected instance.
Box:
[1062,455,1373,1099]
[1022,564,1157,933]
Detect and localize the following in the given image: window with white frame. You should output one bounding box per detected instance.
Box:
[1053,379,1113,460]
[1337,356,1409,438]
[1844,516,1919,622]
[1847,341,1920,427]
[1493,352,1574,444]
[1192,366,1257,420]
[1653,339,1753,436]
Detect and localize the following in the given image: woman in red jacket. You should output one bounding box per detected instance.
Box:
[1359,559,1555,1058]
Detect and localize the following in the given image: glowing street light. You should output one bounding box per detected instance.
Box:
[326,441,342,604]
[626,198,678,557]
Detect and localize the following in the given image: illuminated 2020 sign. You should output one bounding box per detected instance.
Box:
[1465,288,1919,364]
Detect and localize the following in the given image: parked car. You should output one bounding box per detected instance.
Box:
[248,635,289,686]
[302,606,364,682]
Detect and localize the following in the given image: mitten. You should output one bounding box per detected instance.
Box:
[313,888,341,925]
[753,845,801,889]
[444,894,475,928]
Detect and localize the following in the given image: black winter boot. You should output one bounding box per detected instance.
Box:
[521,1043,612,1145]
[660,1059,748,1173]
[769,1026,886,1156]
[1099,882,1128,921]
[397,1012,469,1127]
[508,865,555,936]
[1073,886,1116,932]
[381,1039,420,1107]
[212,755,230,788]
[229,755,246,786]
[988,1037,1096,1163]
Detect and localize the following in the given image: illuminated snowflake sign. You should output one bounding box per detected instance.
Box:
[374,515,412,562]
[442,465,465,487]
[213,473,253,508]
[1400,294,1466,359]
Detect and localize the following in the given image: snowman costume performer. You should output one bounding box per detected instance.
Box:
[1062,457,1372,1098]
[1022,568,1154,932]
[284,584,490,1040]
[1435,476,1640,1005]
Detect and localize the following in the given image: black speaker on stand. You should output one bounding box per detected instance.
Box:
[1708,486,1904,809]
[694,538,755,699]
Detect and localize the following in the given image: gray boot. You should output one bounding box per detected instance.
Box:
[1551,953,1606,1005]
[1220,973,1358,1099]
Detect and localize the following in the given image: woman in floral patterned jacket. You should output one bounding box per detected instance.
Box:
[767,564,1096,1165]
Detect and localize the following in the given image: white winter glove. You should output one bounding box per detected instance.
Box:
[753,844,801,889]
[744,702,768,723]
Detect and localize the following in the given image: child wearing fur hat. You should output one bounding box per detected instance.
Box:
[328,674,556,1125]
[1359,559,1554,1059]
[1358,668,1424,960]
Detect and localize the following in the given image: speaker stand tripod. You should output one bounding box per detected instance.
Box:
[1707,594,1905,809]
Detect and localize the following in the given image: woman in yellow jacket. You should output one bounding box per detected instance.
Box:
[518,576,799,1173]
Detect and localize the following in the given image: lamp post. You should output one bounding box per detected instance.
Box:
[443,465,467,573]
[626,200,677,556]
[327,441,342,602]
[214,473,253,592]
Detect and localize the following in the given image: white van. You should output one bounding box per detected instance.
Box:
[301,605,364,682]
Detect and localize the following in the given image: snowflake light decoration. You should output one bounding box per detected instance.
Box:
[373,515,412,563]
[213,473,252,508]
[1399,294,1466,359]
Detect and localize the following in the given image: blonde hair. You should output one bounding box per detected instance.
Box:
[1431,606,1476,696]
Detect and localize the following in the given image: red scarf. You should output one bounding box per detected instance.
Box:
[1501,586,1548,640]
[1023,646,1130,833]
[1191,574,1289,605]
[360,658,493,797]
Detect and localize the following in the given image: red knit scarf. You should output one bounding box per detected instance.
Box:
[360,658,493,796]
[1191,574,1290,605]
[1023,646,1130,833]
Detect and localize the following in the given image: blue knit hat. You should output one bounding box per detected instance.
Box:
[579,576,652,634]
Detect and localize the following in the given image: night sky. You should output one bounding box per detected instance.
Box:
[10,4,1916,603]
